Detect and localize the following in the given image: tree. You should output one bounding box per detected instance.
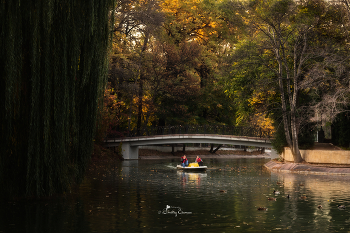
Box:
[310,0,350,124]
[224,0,348,162]
[157,0,239,125]
[0,0,114,198]
[154,41,203,125]
[109,0,164,134]
[107,0,240,131]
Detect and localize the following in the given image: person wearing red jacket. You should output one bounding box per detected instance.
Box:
[181,155,188,167]
[196,156,203,166]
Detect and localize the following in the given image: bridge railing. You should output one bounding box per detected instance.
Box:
[109,125,273,139]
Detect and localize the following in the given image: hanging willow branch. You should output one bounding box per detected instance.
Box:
[0,0,114,198]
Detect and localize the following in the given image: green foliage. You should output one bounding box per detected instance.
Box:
[298,123,316,149]
[105,0,350,159]
[332,111,350,148]
[248,0,294,23]
[222,39,277,126]
[107,0,240,129]
[0,0,114,198]
[271,120,316,153]
[271,122,288,155]
[222,0,349,160]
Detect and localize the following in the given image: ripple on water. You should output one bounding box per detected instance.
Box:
[2,158,350,233]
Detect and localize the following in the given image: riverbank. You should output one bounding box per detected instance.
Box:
[265,143,350,176]
[139,148,270,159]
[91,144,123,160]
[90,144,270,161]
[281,143,350,164]
[264,160,350,176]
[265,142,350,176]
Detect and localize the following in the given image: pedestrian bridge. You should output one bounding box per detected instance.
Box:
[105,134,273,160]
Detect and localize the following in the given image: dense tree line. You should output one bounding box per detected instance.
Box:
[102,0,350,162]
[2,0,350,198]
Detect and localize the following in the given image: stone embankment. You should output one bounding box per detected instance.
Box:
[265,143,350,176]
[264,160,350,176]
[282,143,350,164]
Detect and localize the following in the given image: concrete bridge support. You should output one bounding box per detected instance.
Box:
[270,148,279,159]
[121,142,139,160]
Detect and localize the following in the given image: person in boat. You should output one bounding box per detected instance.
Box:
[181,155,189,167]
[196,156,203,166]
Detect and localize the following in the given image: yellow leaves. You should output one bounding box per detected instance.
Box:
[248,90,275,107]
[160,0,222,42]
[250,95,263,105]
[160,0,181,14]
[236,112,246,125]
[234,89,275,133]
[197,28,205,38]
[251,112,274,132]
[209,21,217,29]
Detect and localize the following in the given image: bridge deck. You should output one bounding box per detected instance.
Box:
[106,134,271,143]
[105,134,273,159]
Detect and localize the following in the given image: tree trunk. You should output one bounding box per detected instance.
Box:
[288,33,308,163]
[276,54,293,148]
[290,80,303,162]
[274,31,304,163]
[136,79,143,136]
[290,108,303,162]
[136,32,150,136]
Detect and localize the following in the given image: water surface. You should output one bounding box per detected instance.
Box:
[1,158,350,232]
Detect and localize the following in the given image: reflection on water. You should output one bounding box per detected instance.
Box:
[177,171,207,187]
[1,158,350,232]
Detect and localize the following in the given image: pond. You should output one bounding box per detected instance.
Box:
[1,157,350,233]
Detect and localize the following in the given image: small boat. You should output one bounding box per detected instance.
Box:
[177,163,207,171]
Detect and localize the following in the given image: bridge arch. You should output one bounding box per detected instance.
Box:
[105,134,273,160]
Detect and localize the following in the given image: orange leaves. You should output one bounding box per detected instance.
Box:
[103,87,123,111]
[160,0,224,43]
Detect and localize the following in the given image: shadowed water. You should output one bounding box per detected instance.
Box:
[1,158,350,232]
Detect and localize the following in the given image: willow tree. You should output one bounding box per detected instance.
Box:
[0,0,114,198]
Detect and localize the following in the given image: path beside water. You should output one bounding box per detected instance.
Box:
[265,160,350,176]
[265,142,350,176]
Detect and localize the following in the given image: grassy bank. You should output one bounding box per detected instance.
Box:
[91,144,124,161]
